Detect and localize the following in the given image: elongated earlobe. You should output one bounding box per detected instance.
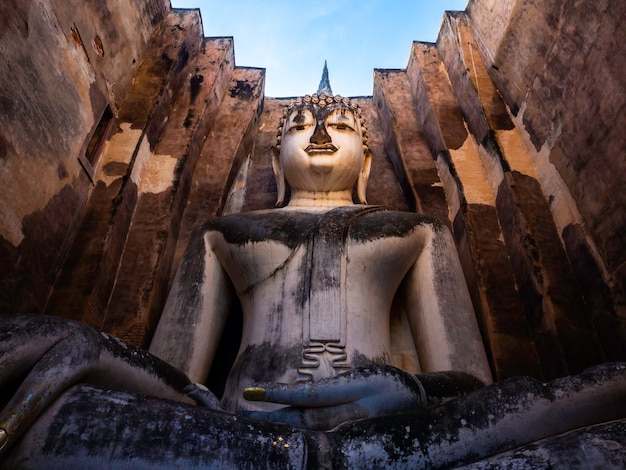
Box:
[357,148,372,204]
[271,147,286,206]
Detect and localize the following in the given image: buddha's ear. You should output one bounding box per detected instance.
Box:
[271,146,286,206]
[357,147,372,204]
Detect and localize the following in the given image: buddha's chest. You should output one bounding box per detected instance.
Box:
[205,208,428,326]
[213,233,418,299]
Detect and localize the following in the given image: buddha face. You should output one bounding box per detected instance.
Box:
[277,103,367,196]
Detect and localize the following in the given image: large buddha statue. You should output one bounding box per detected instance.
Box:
[1,79,624,468]
[148,89,491,422]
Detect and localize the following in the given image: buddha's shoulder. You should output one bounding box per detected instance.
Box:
[195,209,322,248]
[347,207,447,241]
[192,206,447,246]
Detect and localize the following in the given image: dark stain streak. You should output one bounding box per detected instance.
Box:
[229,80,255,100]
[189,73,203,102]
[57,163,68,179]
[102,161,128,176]
[183,109,195,128]
[0,132,10,159]
[293,113,306,124]
[174,43,190,73]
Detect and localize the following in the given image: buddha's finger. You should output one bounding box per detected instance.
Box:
[244,374,365,407]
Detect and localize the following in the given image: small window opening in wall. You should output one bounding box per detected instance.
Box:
[80,106,115,182]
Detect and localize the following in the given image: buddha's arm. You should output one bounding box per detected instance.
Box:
[402,224,493,385]
[149,229,234,384]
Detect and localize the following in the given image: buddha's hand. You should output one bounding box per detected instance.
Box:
[241,364,427,430]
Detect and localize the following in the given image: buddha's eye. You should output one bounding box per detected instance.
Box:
[329,122,353,131]
[287,123,309,133]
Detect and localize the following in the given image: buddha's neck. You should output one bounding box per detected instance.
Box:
[286,189,354,210]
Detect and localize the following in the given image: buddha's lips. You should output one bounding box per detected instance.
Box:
[305,143,338,154]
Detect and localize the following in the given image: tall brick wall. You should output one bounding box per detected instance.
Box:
[0,0,169,313]
[466,0,626,371]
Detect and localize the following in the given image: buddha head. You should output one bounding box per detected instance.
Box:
[272,93,372,207]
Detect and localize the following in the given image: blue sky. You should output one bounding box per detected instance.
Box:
[170,1,468,97]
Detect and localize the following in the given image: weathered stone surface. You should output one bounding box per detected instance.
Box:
[355,97,410,211]
[407,42,469,153]
[406,38,540,381]
[435,7,615,378]
[454,206,543,379]
[44,178,130,322]
[373,70,417,212]
[562,223,626,362]
[496,171,606,378]
[6,384,309,469]
[373,69,448,222]
[0,180,87,313]
[103,38,235,346]
[5,363,624,468]
[506,0,626,306]
[240,98,288,212]
[0,0,167,312]
[458,419,626,469]
[330,363,626,468]
[170,67,265,277]
[467,0,626,357]
[438,12,514,145]
[48,0,170,109]
[467,0,560,115]
[44,10,203,331]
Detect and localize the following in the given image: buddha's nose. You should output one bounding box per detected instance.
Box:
[309,120,332,145]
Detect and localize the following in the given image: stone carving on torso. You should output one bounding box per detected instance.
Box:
[205,207,432,409]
